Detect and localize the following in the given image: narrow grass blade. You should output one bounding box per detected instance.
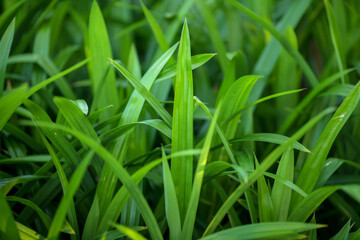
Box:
[6,196,52,230]
[341,185,360,204]
[0,191,20,240]
[265,172,307,198]
[349,228,360,240]
[6,197,75,235]
[171,20,194,221]
[315,158,343,189]
[212,180,242,227]
[294,81,360,206]
[249,0,312,103]
[226,0,318,88]
[255,156,275,222]
[140,1,169,51]
[228,133,310,153]
[110,58,173,126]
[218,76,260,140]
[330,220,351,240]
[162,148,181,240]
[181,101,220,239]
[0,155,52,164]
[197,0,229,73]
[101,119,172,145]
[97,150,201,234]
[0,18,15,96]
[16,222,45,240]
[202,222,324,240]
[0,84,27,131]
[156,54,216,83]
[97,158,162,233]
[320,84,353,97]
[288,186,339,222]
[223,89,304,125]
[0,0,25,29]
[47,150,95,240]
[271,148,294,221]
[23,99,81,167]
[325,0,347,83]
[278,69,354,134]
[17,58,88,99]
[274,26,300,125]
[30,122,164,240]
[203,107,334,236]
[54,97,99,141]
[89,1,119,120]
[41,133,79,236]
[112,224,147,240]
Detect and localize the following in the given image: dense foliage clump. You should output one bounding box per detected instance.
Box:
[1,0,360,239]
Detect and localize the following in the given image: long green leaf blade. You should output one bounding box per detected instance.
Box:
[0,18,15,96]
[171,20,194,221]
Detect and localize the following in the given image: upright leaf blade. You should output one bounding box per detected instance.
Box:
[0,18,15,96]
[162,149,181,240]
[0,192,20,240]
[171,20,194,221]
[294,81,360,206]
[181,101,221,239]
[89,1,119,119]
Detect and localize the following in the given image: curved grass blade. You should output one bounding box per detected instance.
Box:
[0,0,25,28]
[218,76,260,131]
[201,222,324,240]
[349,228,360,240]
[16,222,45,240]
[203,107,334,236]
[156,54,216,83]
[195,96,257,222]
[278,69,354,134]
[0,191,20,240]
[0,155,52,165]
[226,0,318,88]
[320,84,353,97]
[228,133,310,153]
[110,58,173,126]
[293,81,360,207]
[5,196,75,235]
[54,97,99,142]
[315,158,343,189]
[100,119,172,145]
[41,133,79,236]
[0,18,15,96]
[140,1,169,52]
[181,101,220,239]
[265,172,307,198]
[112,224,147,240]
[6,196,52,230]
[97,150,201,234]
[223,89,304,125]
[97,158,162,234]
[249,0,312,103]
[162,148,181,240]
[28,122,164,240]
[288,186,339,222]
[330,220,351,240]
[0,84,27,131]
[47,150,95,240]
[197,0,229,73]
